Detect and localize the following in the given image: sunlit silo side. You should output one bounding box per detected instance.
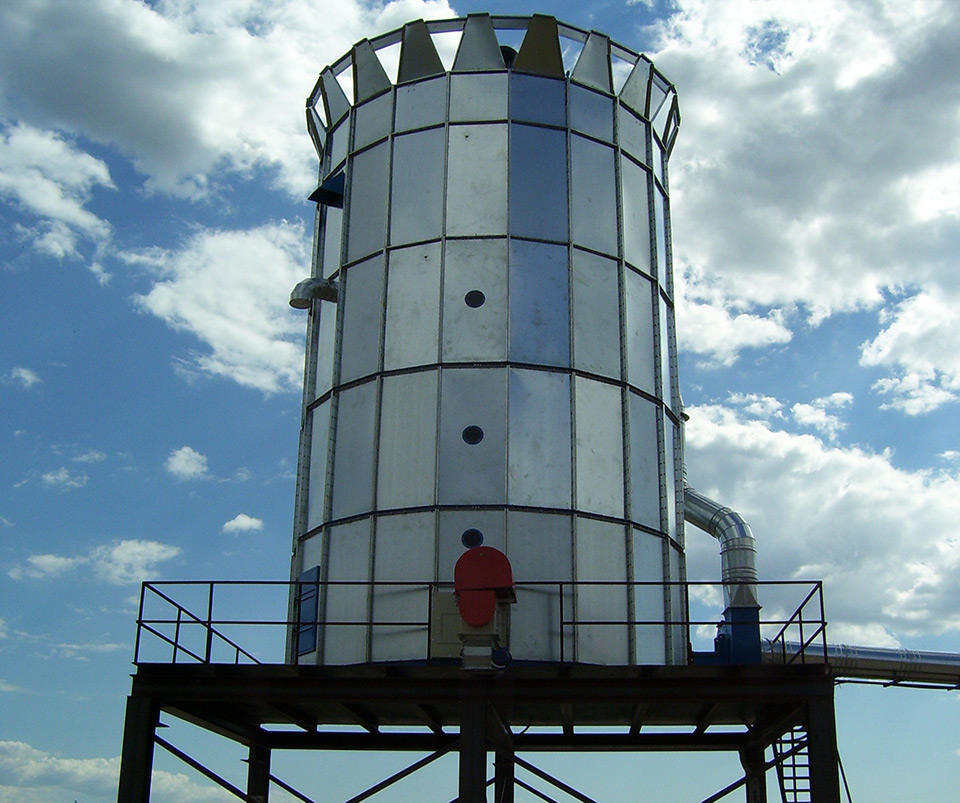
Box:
[289,14,684,666]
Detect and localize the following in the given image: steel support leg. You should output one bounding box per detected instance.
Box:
[494,748,515,803]
[247,741,271,803]
[739,744,767,803]
[460,698,488,803]
[806,695,841,803]
[117,693,159,803]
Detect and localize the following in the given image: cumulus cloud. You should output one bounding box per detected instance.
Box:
[0,740,232,803]
[0,0,455,199]
[89,540,181,584]
[0,122,113,276]
[222,514,264,533]
[130,221,309,392]
[790,392,853,441]
[860,289,960,414]
[165,446,208,479]
[650,0,960,380]
[8,540,180,585]
[683,402,960,639]
[727,393,784,419]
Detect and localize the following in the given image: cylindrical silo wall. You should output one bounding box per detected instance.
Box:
[290,17,685,666]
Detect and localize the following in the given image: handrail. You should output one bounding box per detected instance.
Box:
[133,579,825,667]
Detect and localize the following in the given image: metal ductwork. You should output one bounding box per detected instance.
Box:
[764,640,960,687]
[683,486,759,609]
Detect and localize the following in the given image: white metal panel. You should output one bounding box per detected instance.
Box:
[346,142,389,262]
[571,134,618,256]
[441,238,508,362]
[627,392,661,529]
[314,299,337,399]
[330,380,378,520]
[447,124,508,236]
[383,242,441,370]
[509,239,569,367]
[371,512,434,660]
[353,91,394,151]
[323,518,372,664]
[569,83,614,142]
[395,75,447,131]
[437,367,507,505]
[338,255,384,385]
[574,377,625,518]
[506,511,572,661]
[508,369,571,508]
[620,155,651,274]
[377,371,438,509]
[633,529,667,664]
[575,517,630,664]
[306,400,331,532]
[450,73,508,121]
[572,248,620,379]
[509,124,568,242]
[624,267,656,395]
[390,127,445,246]
[618,104,648,166]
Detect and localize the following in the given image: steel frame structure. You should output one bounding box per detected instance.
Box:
[117,662,840,802]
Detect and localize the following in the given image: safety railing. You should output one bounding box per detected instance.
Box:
[765,580,828,665]
[132,579,826,666]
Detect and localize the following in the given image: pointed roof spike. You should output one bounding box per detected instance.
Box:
[352,39,391,103]
[397,19,445,83]
[513,14,564,78]
[619,58,651,117]
[320,68,350,126]
[452,13,506,71]
[571,31,613,93]
[306,107,327,159]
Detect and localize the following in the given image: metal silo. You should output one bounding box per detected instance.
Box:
[288,14,685,666]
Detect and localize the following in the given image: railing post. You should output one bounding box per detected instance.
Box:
[205,582,214,664]
[173,608,182,663]
[133,583,147,664]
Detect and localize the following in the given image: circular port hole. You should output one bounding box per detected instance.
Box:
[462,425,484,445]
[464,290,486,308]
[461,528,484,548]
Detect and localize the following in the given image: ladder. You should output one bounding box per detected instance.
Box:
[774,725,811,803]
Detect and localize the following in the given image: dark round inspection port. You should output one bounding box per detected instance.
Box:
[464,290,486,308]
[461,528,484,548]
[461,425,484,445]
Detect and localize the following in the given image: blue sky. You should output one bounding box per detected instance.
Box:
[2,0,959,800]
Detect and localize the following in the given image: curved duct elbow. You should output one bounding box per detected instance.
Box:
[683,486,759,609]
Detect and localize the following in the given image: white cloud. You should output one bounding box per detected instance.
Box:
[650,0,960,376]
[39,467,88,490]
[165,446,208,479]
[0,122,113,272]
[0,740,232,803]
[683,402,960,638]
[6,367,41,389]
[860,289,960,414]
[8,540,180,585]
[222,513,264,533]
[48,641,126,661]
[0,0,455,199]
[131,221,309,392]
[790,391,853,440]
[89,540,181,585]
[728,393,784,419]
[72,450,107,464]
